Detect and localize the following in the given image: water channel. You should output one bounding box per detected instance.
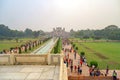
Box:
[32,38,57,54]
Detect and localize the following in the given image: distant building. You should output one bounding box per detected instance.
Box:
[51,27,69,38]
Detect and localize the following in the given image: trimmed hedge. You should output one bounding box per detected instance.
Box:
[72,44,76,48]
[53,38,62,54]
[75,47,78,50]
[80,51,85,56]
[90,61,98,68]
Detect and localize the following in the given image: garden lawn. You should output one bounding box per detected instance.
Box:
[0,38,37,52]
[74,42,120,69]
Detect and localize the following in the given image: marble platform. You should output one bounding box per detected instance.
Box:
[0,65,59,80]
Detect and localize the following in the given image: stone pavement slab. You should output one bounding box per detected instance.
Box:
[39,67,55,79]
[20,67,43,73]
[26,73,41,79]
[0,73,28,80]
[0,65,59,80]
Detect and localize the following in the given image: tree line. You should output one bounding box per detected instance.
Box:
[0,24,45,40]
[70,25,120,40]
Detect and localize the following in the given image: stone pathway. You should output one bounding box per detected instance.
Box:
[63,44,89,76]
[0,65,59,80]
[101,70,120,79]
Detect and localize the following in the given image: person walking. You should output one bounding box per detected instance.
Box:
[95,69,100,76]
[66,59,68,67]
[77,65,82,75]
[112,70,117,80]
[91,69,95,76]
[80,59,83,67]
[89,67,92,76]
[84,57,87,65]
[106,65,109,76]
[74,65,77,73]
[79,67,82,74]
[70,65,73,73]
[74,52,76,59]
[77,65,80,75]
[67,53,69,59]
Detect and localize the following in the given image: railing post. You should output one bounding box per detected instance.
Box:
[10,54,15,65]
[47,53,51,65]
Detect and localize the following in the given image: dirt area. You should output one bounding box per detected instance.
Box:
[80,43,108,59]
[108,61,119,65]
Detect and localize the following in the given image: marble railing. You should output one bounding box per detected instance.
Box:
[0,53,62,65]
[0,54,11,65]
[59,52,68,80]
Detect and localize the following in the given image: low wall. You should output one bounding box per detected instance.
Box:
[14,54,48,65]
[59,53,68,80]
[68,76,113,80]
[50,54,61,65]
[0,54,62,65]
[0,54,11,65]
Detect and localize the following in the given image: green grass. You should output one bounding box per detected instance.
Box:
[51,38,62,54]
[0,38,38,52]
[74,42,120,69]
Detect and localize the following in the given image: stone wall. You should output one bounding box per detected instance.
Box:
[14,54,48,65]
[50,54,61,65]
[0,54,11,65]
[59,53,68,80]
[0,54,62,65]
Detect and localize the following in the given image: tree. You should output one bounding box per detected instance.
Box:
[33,31,40,38]
[105,25,118,30]
[25,28,33,37]
[15,38,19,43]
[70,25,120,40]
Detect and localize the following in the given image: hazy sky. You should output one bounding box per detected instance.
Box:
[0,0,120,32]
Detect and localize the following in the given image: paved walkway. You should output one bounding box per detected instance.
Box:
[101,70,120,79]
[0,65,59,80]
[63,44,89,76]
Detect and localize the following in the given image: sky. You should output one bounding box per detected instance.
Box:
[0,0,120,32]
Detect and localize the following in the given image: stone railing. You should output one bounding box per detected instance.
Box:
[59,52,68,80]
[14,54,48,65]
[0,53,62,65]
[0,54,11,65]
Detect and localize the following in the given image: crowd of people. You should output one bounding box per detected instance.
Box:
[63,40,85,75]
[0,38,50,54]
[62,39,118,80]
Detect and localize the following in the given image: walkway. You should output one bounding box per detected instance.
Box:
[0,65,59,80]
[63,44,89,76]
